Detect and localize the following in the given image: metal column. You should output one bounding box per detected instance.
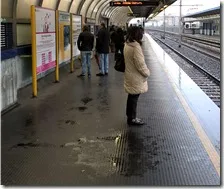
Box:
[163,8,165,39]
[178,0,182,47]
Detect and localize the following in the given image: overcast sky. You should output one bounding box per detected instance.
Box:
[129,0,220,23]
[163,0,220,16]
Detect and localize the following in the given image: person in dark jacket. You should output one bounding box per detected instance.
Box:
[96,23,110,76]
[109,25,116,53]
[114,27,125,58]
[77,25,94,77]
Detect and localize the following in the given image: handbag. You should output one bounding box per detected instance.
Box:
[114,53,125,72]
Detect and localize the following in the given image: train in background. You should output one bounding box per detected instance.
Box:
[145,18,220,36]
[183,20,219,35]
[145,6,220,36]
[184,21,200,29]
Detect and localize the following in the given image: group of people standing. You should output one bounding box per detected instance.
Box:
[77,23,150,126]
[77,23,110,77]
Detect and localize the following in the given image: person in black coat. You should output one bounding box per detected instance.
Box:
[109,25,116,53]
[114,27,125,58]
[95,23,110,76]
[77,25,94,77]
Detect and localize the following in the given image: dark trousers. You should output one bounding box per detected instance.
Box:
[126,94,140,121]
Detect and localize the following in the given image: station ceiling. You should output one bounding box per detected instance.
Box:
[1,0,177,25]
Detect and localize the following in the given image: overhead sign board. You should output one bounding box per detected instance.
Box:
[85,17,95,24]
[110,1,159,6]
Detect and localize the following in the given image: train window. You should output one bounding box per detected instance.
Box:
[185,23,190,29]
[1,23,13,51]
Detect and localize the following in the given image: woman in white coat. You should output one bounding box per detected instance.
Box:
[124,26,150,125]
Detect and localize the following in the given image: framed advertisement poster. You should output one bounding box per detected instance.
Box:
[31,6,56,96]
[58,11,71,64]
[72,14,82,57]
[33,7,56,74]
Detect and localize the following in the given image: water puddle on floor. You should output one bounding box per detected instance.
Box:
[81,97,93,105]
[77,106,87,112]
[12,142,56,149]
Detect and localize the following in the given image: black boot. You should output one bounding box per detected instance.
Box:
[96,73,104,76]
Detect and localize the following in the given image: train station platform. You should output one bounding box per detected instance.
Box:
[1,34,220,186]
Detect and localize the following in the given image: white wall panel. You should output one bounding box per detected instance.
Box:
[42,0,58,9]
[58,0,71,11]
[86,0,101,18]
[17,24,31,46]
[95,0,111,23]
[80,0,92,17]
[93,0,110,19]
[70,0,82,14]
[17,0,39,19]
[1,0,14,18]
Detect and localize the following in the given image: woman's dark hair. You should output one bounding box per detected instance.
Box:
[101,23,106,28]
[139,26,144,34]
[117,27,123,34]
[126,26,143,45]
[83,25,89,31]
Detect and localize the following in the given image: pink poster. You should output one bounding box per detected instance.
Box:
[35,7,56,74]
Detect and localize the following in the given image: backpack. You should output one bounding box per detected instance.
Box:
[114,53,125,72]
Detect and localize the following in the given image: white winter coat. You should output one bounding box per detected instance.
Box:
[124,41,150,94]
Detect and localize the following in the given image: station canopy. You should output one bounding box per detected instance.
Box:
[1,0,177,26]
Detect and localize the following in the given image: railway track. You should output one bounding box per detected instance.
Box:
[147,29,220,59]
[182,35,220,49]
[150,34,220,107]
[158,35,220,61]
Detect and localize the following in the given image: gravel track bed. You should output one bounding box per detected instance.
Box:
[149,32,220,81]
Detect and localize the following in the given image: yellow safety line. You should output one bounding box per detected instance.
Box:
[31,5,37,97]
[160,54,220,177]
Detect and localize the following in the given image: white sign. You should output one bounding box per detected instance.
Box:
[58,11,71,64]
[35,7,56,74]
[90,25,94,35]
[72,15,82,57]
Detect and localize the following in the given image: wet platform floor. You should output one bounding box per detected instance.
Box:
[1,36,220,186]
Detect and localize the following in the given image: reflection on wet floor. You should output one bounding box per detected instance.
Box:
[81,97,93,105]
[12,142,57,149]
[77,106,88,111]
